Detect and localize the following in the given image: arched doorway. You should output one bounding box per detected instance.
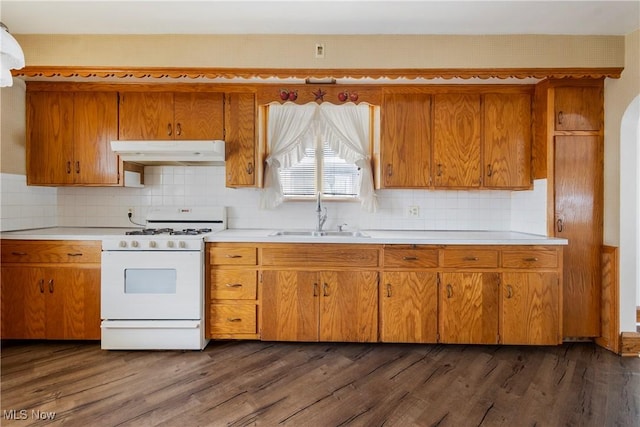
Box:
[619,94,640,331]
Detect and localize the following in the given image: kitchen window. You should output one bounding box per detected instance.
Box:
[261,102,378,211]
[278,141,361,198]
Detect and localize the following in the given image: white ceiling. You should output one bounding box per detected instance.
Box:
[1,0,639,36]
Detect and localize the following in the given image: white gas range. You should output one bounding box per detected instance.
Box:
[100,207,226,350]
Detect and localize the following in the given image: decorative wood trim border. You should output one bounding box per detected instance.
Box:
[14,66,623,81]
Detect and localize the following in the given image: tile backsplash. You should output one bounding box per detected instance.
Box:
[1,168,547,235]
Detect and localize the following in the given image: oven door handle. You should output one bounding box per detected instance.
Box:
[100,320,201,329]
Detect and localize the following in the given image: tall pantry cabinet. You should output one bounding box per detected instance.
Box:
[533,79,604,338]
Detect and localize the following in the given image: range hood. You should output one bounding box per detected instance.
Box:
[110,140,225,166]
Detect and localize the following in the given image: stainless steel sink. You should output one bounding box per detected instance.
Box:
[269,230,370,238]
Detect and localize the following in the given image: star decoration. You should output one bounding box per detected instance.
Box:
[313,88,327,101]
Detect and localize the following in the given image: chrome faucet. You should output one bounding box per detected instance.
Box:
[315,192,327,232]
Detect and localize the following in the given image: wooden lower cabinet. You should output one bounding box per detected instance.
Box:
[501,272,561,345]
[1,265,100,340]
[261,270,378,342]
[438,272,500,344]
[206,244,259,339]
[380,272,437,343]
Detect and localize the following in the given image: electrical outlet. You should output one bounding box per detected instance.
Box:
[315,43,325,58]
[408,206,420,217]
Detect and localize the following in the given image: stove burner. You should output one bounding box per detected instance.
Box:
[125,228,213,236]
[125,228,174,236]
[170,228,213,236]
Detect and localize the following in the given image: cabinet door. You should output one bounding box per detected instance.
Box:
[118,92,174,140]
[174,93,224,140]
[433,93,481,187]
[319,271,378,342]
[439,272,499,344]
[554,86,602,131]
[26,91,75,185]
[261,270,319,341]
[45,267,101,340]
[502,272,560,345]
[225,92,256,187]
[1,266,46,339]
[380,272,437,343]
[483,93,532,189]
[555,135,603,337]
[380,93,431,187]
[73,92,119,184]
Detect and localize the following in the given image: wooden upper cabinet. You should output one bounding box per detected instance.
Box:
[174,93,224,140]
[27,91,119,186]
[554,86,603,131]
[225,92,257,187]
[118,92,224,140]
[433,93,481,188]
[380,93,431,188]
[483,93,532,189]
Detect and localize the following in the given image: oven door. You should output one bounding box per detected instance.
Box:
[101,250,203,320]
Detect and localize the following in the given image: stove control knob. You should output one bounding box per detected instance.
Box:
[167,241,175,248]
[131,241,139,248]
[179,241,186,249]
[119,241,127,248]
[149,241,157,248]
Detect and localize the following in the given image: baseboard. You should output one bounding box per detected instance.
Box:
[620,332,640,357]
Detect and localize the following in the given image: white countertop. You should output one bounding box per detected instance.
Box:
[1,227,567,245]
[206,229,568,245]
[0,227,138,241]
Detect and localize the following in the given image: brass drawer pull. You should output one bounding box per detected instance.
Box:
[313,283,319,297]
[67,253,83,257]
[386,283,392,298]
[463,256,480,261]
[167,123,173,136]
[506,285,513,299]
[402,256,418,261]
[176,123,182,136]
[323,283,329,297]
[446,284,453,298]
[75,161,80,174]
[48,279,54,293]
[38,279,44,293]
[557,111,564,125]
[225,283,243,288]
[225,254,242,258]
[11,251,27,256]
[226,318,242,322]
[524,257,539,262]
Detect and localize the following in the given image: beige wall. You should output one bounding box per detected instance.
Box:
[16,34,624,68]
[604,29,640,246]
[0,80,27,174]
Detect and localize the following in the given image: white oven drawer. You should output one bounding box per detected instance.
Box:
[101,250,203,320]
[101,320,208,350]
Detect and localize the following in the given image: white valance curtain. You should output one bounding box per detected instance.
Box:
[260,101,377,212]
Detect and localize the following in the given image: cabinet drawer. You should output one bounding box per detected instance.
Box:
[441,249,498,268]
[262,245,379,267]
[1,240,101,264]
[209,304,257,334]
[210,270,257,299]
[209,247,257,265]
[502,250,558,269]
[384,248,438,268]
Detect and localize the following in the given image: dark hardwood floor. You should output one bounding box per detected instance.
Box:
[1,340,639,427]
